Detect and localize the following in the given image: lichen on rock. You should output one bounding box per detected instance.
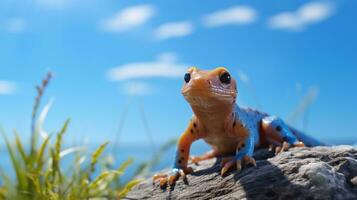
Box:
[127,146,357,200]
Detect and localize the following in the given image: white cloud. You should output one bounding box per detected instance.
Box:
[0,81,17,95]
[5,18,26,33]
[155,21,194,40]
[101,4,155,32]
[122,82,153,96]
[202,6,258,27]
[107,52,188,81]
[268,2,334,31]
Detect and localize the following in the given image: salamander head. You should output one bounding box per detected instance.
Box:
[181,67,237,109]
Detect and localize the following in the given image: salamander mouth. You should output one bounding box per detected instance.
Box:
[209,85,236,97]
[182,86,236,106]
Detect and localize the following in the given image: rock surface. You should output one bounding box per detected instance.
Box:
[127,146,357,200]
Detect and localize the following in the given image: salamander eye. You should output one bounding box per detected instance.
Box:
[275,126,282,132]
[219,72,231,84]
[184,73,191,83]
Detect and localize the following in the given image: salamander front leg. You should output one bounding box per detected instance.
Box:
[153,120,200,188]
[262,116,305,154]
[220,134,256,176]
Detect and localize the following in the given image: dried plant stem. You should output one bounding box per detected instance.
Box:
[31,72,53,154]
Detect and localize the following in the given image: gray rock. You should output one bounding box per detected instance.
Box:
[126,146,357,200]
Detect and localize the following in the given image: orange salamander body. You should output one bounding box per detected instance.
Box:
[153,67,323,187]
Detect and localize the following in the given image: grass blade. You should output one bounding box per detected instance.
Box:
[0,126,27,190]
[35,135,51,171]
[90,142,109,174]
[88,170,123,191]
[118,179,142,198]
[14,130,27,165]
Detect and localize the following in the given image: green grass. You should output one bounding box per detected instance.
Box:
[0,119,141,200]
[0,72,142,200]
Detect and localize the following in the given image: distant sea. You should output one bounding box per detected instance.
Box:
[0,138,355,183]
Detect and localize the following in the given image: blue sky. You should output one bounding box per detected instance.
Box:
[0,0,356,146]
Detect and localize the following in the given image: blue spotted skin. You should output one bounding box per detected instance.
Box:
[173,149,181,169]
[232,106,264,160]
[235,133,255,160]
[264,116,299,144]
[234,106,265,147]
[230,105,323,163]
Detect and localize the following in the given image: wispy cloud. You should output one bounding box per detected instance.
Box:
[154,21,194,40]
[101,4,155,32]
[107,52,188,81]
[5,18,26,33]
[202,6,258,27]
[0,81,17,95]
[122,82,153,96]
[268,2,335,31]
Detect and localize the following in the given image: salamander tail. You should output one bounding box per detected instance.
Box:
[289,126,326,147]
